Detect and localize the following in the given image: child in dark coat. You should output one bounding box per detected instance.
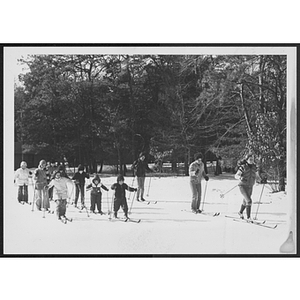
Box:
[72,164,90,208]
[86,175,109,214]
[111,175,137,219]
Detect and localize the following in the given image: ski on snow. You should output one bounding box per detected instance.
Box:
[109,217,141,223]
[59,216,73,224]
[137,200,157,205]
[181,209,220,217]
[225,215,277,229]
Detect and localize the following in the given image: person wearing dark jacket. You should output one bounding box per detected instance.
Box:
[72,164,90,208]
[131,152,153,202]
[86,175,109,214]
[235,153,262,221]
[111,175,137,219]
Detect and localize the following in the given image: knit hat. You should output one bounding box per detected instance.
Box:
[194,153,203,160]
[93,175,101,184]
[78,164,84,171]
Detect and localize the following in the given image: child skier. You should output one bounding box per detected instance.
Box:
[111,175,137,219]
[86,174,109,214]
[47,170,73,222]
[34,159,50,212]
[131,152,154,202]
[235,153,262,221]
[14,161,33,204]
[72,164,90,208]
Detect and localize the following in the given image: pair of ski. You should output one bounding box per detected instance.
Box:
[109,216,141,223]
[182,210,220,217]
[59,215,73,224]
[137,200,157,205]
[225,215,277,229]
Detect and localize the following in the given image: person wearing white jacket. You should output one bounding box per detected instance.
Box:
[48,170,73,221]
[14,161,33,204]
[189,153,209,214]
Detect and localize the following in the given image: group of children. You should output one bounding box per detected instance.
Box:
[14,160,138,222]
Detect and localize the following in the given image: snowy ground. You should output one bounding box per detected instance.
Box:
[4,173,292,255]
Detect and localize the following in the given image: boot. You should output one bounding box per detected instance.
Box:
[246,205,252,221]
[238,204,246,219]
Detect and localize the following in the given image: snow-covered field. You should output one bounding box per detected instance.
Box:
[4,173,292,255]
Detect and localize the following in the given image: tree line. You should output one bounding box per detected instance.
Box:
[14,54,287,191]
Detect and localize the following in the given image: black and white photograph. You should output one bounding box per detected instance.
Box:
[3,45,297,256]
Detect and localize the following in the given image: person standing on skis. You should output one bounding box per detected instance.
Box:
[14,161,33,204]
[86,174,109,214]
[48,170,73,221]
[131,152,153,202]
[72,164,90,209]
[111,175,137,219]
[235,153,262,221]
[34,159,50,212]
[189,153,209,214]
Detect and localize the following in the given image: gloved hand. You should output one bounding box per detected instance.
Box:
[134,188,138,192]
[204,175,209,181]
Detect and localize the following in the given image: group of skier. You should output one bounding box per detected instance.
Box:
[14,151,264,223]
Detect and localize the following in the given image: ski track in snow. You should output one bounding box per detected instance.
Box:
[5,174,290,255]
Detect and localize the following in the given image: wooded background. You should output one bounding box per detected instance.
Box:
[14,54,286,191]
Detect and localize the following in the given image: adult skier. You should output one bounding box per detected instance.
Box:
[189,153,209,213]
[131,152,153,202]
[235,153,262,221]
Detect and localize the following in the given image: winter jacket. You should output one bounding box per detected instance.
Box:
[236,163,258,186]
[34,168,48,189]
[72,172,90,185]
[189,160,206,184]
[132,159,152,177]
[111,183,135,200]
[86,182,108,194]
[48,177,71,200]
[14,168,32,186]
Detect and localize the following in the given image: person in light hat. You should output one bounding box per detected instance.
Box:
[14,161,33,204]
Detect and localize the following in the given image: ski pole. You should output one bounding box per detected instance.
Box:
[106,191,110,215]
[254,183,265,220]
[42,186,46,218]
[201,180,208,211]
[128,176,136,202]
[31,178,36,211]
[109,194,114,220]
[146,176,152,197]
[129,190,137,215]
[220,184,239,198]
